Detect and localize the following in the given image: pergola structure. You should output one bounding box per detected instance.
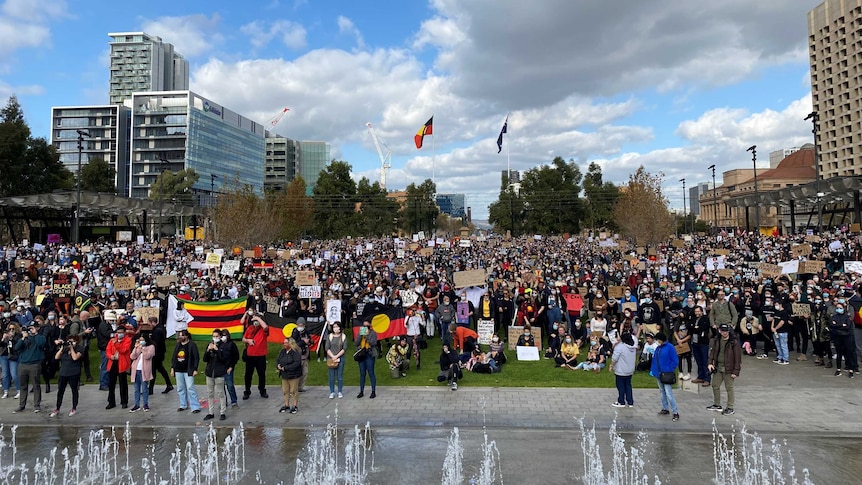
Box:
[722,176,862,234]
[0,190,204,244]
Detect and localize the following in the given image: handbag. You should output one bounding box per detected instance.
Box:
[353,348,368,362]
[326,358,340,368]
[657,347,676,384]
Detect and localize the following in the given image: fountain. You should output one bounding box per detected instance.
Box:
[294,407,373,485]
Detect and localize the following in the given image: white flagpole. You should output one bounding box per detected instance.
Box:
[432,128,436,187]
[506,114,510,181]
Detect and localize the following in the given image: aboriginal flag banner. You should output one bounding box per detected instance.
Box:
[414,116,433,149]
[174,295,247,341]
[353,305,407,340]
[262,314,326,351]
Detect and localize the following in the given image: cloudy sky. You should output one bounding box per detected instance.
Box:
[1,0,823,218]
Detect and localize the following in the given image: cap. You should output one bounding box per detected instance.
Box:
[296,317,307,325]
[718,324,731,331]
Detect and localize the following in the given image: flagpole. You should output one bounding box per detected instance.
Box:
[432,130,436,188]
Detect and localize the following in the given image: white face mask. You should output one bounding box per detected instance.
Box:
[116,333,124,340]
[213,337,220,343]
[221,336,227,342]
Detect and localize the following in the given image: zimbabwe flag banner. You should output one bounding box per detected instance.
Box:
[173,295,247,341]
[353,305,407,340]
[262,314,327,351]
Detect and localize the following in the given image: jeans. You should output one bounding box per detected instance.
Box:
[328,357,345,393]
[206,375,226,415]
[656,379,678,413]
[615,374,633,405]
[99,350,109,388]
[176,372,201,411]
[439,321,451,346]
[132,370,149,408]
[223,371,238,404]
[1,356,19,391]
[692,344,710,382]
[774,332,789,362]
[358,356,376,392]
[56,374,80,411]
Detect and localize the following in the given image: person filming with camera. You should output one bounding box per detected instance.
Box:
[49,334,83,417]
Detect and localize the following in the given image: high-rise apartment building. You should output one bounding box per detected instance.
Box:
[297,141,331,195]
[50,105,131,192]
[109,32,189,104]
[808,0,862,178]
[128,91,265,200]
[264,133,300,193]
[501,169,520,186]
[689,182,710,217]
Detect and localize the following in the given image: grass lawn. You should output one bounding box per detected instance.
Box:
[87,336,661,389]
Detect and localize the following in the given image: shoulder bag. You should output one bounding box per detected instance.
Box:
[657,347,676,385]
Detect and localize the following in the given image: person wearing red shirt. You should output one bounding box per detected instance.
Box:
[448,323,478,356]
[241,311,270,400]
[105,325,133,409]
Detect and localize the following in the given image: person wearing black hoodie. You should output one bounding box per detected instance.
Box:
[437,343,462,391]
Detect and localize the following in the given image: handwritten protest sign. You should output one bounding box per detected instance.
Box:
[798,260,825,274]
[758,263,782,279]
[791,303,811,318]
[453,269,486,288]
[113,276,136,291]
[296,271,315,286]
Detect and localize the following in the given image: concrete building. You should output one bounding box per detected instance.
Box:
[699,147,815,232]
[501,169,520,186]
[435,193,466,218]
[689,182,710,216]
[109,32,189,104]
[51,105,131,192]
[769,148,800,168]
[264,133,300,193]
[297,141,331,196]
[127,91,265,201]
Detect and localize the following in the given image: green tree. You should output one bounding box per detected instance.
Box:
[0,96,73,197]
[401,179,438,235]
[583,162,620,230]
[488,171,526,235]
[613,166,675,246]
[312,161,358,238]
[150,168,199,204]
[78,157,117,193]
[355,177,398,236]
[519,157,584,234]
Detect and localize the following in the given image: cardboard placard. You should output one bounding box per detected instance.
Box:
[507,326,542,351]
[141,253,153,261]
[136,307,159,324]
[419,247,434,257]
[672,239,685,248]
[477,319,495,345]
[716,269,735,279]
[805,235,822,243]
[607,286,624,299]
[10,282,30,299]
[621,302,637,314]
[798,260,825,274]
[758,263,782,279]
[636,247,645,255]
[263,296,279,314]
[296,270,315,286]
[714,249,731,256]
[790,244,812,258]
[394,264,407,275]
[266,249,278,259]
[851,223,861,233]
[113,276,136,291]
[205,252,222,267]
[791,303,811,318]
[242,250,255,258]
[221,260,240,276]
[155,275,178,288]
[453,269,487,288]
[844,261,862,274]
[51,273,74,299]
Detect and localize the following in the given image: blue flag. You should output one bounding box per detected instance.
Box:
[496,117,508,153]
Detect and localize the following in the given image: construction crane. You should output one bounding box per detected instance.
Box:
[268,107,290,130]
[366,122,392,190]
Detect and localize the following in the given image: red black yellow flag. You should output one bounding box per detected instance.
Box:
[414,116,433,149]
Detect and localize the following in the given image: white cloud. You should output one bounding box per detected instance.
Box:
[0,80,43,100]
[241,19,307,51]
[337,16,365,50]
[0,0,66,60]
[140,14,224,57]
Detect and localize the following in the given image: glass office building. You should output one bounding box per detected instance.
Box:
[298,141,331,195]
[264,133,300,193]
[436,193,466,218]
[128,91,265,200]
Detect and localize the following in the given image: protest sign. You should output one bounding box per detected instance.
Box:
[758,263,782,279]
[299,286,322,299]
[790,244,812,258]
[51,273,74,299]
[113,276,136,291]
[507,326,542,351]
[477,320,494,345]
[205,252,222,267]
[10,282,29,299]
[607,286,624,299]
[791,303,811,318]
[798,260,825,274]
[296,271,316,286]
[453,269,487,288]
[155,275,178,288]
[221,260,240,276]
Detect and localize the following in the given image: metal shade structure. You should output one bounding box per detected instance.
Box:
[0,190,203,218]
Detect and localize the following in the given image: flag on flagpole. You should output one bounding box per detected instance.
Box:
[414,116,434,149]
[496,116,508,153]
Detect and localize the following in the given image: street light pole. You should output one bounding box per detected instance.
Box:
[73,129,90,244]
[708,165,717,233]
[679,178,686,234]
[747,145,760,233]
[805,112,821,232]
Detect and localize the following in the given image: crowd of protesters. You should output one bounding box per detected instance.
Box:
[0,228,859,418]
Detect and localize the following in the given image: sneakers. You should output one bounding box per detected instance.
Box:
[50,409,59,417]
[778,360,789,365]
[400,372,407,377]
[611,402,626,408]
[329,393,335,399]
[773,359,781,363]
[1,391,7,399]
[672,413,680,422]
[290,406,298,414]
[756,354,768,360]
[681,373,691,381]
[451,382,458,391]
[835,370,843,377]
[279,406,289,413]
[69,408,76,417]
[706,404,723,411]
[337,392,343,399]
[129,406,140,413]
[850,370,856,379]
[796,354,807,361]
[658,409,670,415]
[12,406,24,413]
[721,408,735,416]
[203,414,215,420]
[220,414,226,420]
[33,406,41,413]
[143,406,149,412]
[13,391,19,399]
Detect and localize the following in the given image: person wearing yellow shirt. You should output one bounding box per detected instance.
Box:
[555,336,579,369]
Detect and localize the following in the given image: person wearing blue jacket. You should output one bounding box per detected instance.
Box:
[650,332,680,422]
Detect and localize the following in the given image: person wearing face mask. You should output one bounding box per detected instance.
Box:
[203,330,229,421]
[487,333,507,365]
[39,313,60,393]
[290,317,311,393]
[590,311,608,337]
[170,329,201,414]
[129,333,155,413]
[556,330,580,370]
[386,336,410,379]
[96,310,117,391]
[105,324,133,410]
[241,311,270,400]
[276,337,303,414]
[812,293,834,367]
[0,323,21,399]
[611,333,638,407]
[737,310,760,356]
[50,334,83,417]
[325,322,347,399]
[689,305,711,385]
[516,324,536,348]
[354,319,378,398]
[148,317,173,396]
[770,301,791,365]
[830,302,858,378]
[758,294,777,360]
[637,293,663,339]
[12,324,45,413]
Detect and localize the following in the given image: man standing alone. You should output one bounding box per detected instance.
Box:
[707,323,742,416]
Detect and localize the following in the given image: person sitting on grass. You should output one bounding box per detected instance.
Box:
[437,343,463,391]
[487,333,507,365]
[545,324,565,359]
[574,342,606,372]
[555,332,579,369]
[465,349,497,373]
[386,336,410,378]
[516,324,536,348]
